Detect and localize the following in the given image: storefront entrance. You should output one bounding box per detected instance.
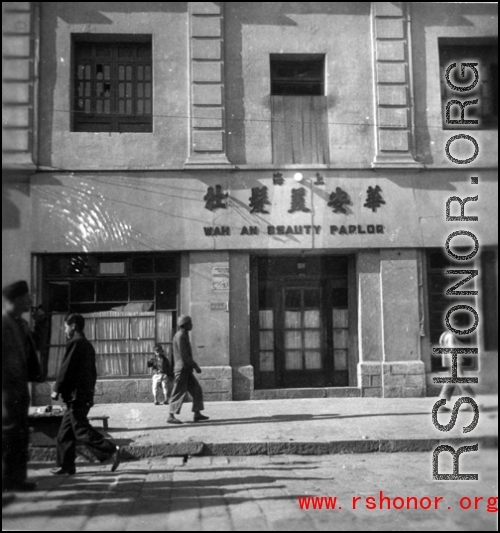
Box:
[251,255,357,389]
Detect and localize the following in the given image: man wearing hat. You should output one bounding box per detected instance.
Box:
[2,280,47,492]
[167,315,209,424]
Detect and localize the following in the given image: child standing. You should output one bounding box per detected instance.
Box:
[147,345,174,405]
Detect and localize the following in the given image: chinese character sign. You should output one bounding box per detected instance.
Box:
[328,187,351,214]
[289,188,311,214]
[249,187,271,214]
[204,185,228,211]
[364,185,386,213]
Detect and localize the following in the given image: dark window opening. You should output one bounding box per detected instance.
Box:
[271,55,325,96]
[72,35,153,133]
[439,38,498,130]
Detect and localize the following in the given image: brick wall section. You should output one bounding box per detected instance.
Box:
[359,361,426,398]
[232,365,254,401]
[383,361,426,398]
[2,1,36,169]
[358,362,383,397]
[31,366,233,406]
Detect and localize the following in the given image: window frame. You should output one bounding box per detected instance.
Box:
[42,253,180,379]
[71,34,153,133]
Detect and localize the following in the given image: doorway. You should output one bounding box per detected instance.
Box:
[251,255,357,389]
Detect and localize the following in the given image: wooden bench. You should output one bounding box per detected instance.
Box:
[88,415,110,430]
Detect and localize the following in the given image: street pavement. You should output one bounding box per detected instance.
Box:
[30,394,498,458]
[2,452,498,531]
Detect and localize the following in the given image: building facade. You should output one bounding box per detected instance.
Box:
[2,2,498,404]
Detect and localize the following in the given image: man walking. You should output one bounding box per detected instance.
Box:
[2,280,46,493]
[50,314,121,475]
[148,345,174,405]
[167,315,209,425]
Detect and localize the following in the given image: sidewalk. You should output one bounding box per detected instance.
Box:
[30,395,498,460]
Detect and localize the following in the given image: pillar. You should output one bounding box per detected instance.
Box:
[357,251,384,397]
[371,2,422,169]
[185,2,232,168]
[380,249,426,397]
[229,253,253,400]
[188,251,232,401]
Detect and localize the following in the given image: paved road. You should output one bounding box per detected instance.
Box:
[3,452,498,531]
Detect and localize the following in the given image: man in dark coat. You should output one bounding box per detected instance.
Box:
[50,314,121,475]
[2,280,46,493]
[167,315,209,425]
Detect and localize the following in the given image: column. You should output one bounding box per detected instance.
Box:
[371,2,422,169]
[189,251,232,401]
[357,251,384,397]
[229,253,253,400]
[185,2,232,168]
[2,1,38,171]
[380,249,426,397]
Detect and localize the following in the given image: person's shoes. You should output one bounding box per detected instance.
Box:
[110,446,122,473]
[167,417,183,425]
[2,494,16,508]
[50,467,75,476]
[154,401,160,405]
[163,401,169,405]
[3,481,38,492]
[193,413,210,422]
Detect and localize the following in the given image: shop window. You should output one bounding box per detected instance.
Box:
[43,254,178,379]
[439,38,498,130]
[270,54,330,164]
[72,36,153,133]
[426,249,478,371]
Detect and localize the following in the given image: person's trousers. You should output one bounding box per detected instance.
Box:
[440,383,476,402]
[169,369,204,415]
[152,374,173,402]
[2,414,29,491]
[2,390,30,491]
[56,402,117,472]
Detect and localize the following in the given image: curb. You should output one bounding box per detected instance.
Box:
[29,435,498,462]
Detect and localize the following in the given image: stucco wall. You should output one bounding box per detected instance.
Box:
[411,2,498,168]
[38,2,189,170]
[2,181,32,287]
[225,2,374,167]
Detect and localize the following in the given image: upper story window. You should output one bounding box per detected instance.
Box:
[271,55,325,96]
[72,35,153,133]
[270,54,329,164]
[439,38,498,130]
